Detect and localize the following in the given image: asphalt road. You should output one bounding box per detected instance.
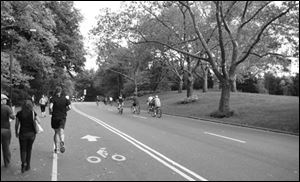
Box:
[1,102,299,181]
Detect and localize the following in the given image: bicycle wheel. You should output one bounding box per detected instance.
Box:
[151,108,156,117]
[157,108,162,118]
[131,106,135,113]
[120,107,123,114]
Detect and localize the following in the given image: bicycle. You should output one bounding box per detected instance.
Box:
[147,103,155,114]
[131,105,140,114]
[151,107,162,118]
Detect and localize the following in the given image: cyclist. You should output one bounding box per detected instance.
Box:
[96,96,100,106]
[117,95,124,111]
[147,95,154,113]
[132,95,140,113]
[153,95,161,116]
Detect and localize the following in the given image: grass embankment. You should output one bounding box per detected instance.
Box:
[135,90,299,135]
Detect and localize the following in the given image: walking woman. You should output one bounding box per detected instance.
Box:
[15,99,40,173]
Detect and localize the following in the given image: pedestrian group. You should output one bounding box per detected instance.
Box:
[1,86,71,174]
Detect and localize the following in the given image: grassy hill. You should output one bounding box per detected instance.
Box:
[135,90,299,135]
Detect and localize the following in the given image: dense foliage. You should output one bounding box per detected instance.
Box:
[1,1,86,105]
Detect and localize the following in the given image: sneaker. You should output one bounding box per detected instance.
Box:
[25,165,30,171]
[60,141,65,153]
[21,165,26,173]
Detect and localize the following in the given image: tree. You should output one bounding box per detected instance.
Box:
[47,1,86,77]
[74,69,95,98]
[91,7,156,96]
[156,49,185,93]
[1,52,33,88]
[1,1,86,100]
[133,1,299,117]
[1,1,57,102]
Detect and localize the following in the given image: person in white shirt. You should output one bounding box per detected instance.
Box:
[153,95,161,108]
[39,95,48,117]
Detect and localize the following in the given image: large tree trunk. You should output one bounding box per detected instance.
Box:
[178,75,183,93]
[134,78,138,96]
[202,68,208,93]
[186,74,194,98]
[211,80,234,118]
[219,81,231,113]
[231,74,237,92]
[186,56,194,98]
[134,85,138,96]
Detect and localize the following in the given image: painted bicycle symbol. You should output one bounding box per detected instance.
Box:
[87,147,126,164]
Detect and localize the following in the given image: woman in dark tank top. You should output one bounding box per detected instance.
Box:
[15,99,41,173]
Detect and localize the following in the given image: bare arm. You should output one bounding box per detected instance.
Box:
[49,102,53,114]
[35,112,41,124]
[15,117,20,138]
[9,106,15,120]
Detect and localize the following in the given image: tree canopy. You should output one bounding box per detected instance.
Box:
[1,1,86,104]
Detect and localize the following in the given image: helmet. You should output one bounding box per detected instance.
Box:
[155,95,158,98]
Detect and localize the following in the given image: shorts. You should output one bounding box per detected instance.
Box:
[51,117,66,129]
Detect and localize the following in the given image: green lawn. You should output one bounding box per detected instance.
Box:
[135,90,299,135]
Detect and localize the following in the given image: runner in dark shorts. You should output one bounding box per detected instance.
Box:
[51,117,66,129]
[49,86,71,153]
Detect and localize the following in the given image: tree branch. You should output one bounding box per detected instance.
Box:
[241,1,249,22]
[107,68,134,81]
[239,2,272,30]
[179,1,224,81]
[248,52,291,58]
[216,2,228,79]
[236,5,295,66]
[141,4,181,40]
[133,39,209,62]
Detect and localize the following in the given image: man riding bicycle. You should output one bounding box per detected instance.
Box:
[96,95,100,106]
[117,95,124,110]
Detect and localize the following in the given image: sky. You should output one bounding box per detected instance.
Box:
[74,1,121,70]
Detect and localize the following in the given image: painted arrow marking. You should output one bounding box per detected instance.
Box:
[81,135,101,142]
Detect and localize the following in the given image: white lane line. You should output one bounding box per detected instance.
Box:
[204,132,246,143]
[51,145,58,181]
[73,105,208,181]
[132,115,147,119]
